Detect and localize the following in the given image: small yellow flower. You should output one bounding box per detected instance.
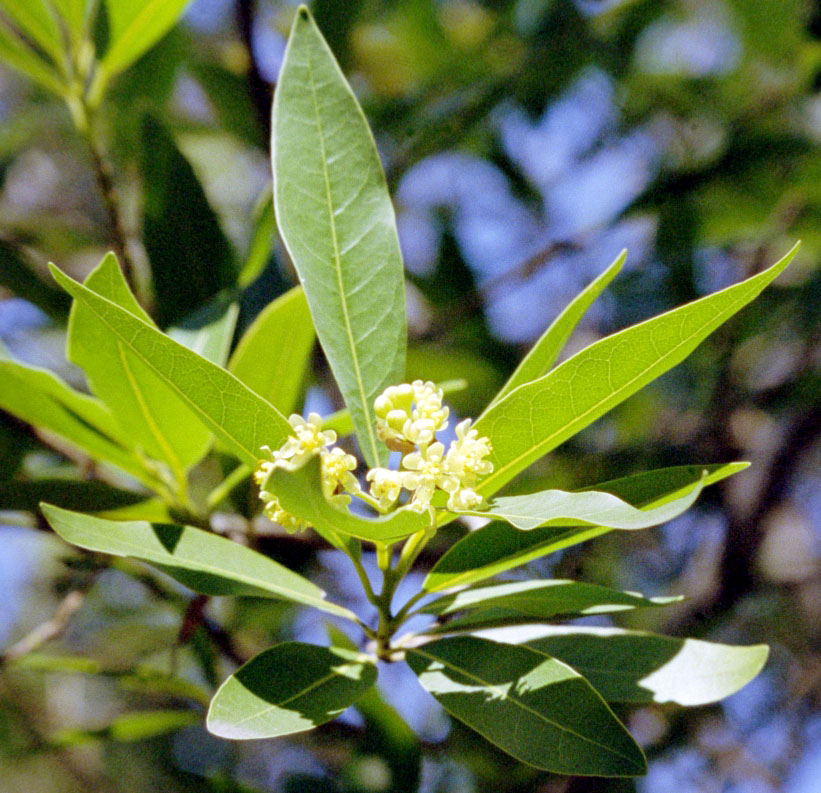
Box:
[259,490,311,534]
[401,441,460,512]
[374,380,449,450]
[366,467,405,511]
[277,412,337,467]
[321,446,360,505]
[444,418,493,487]
[446,487,484,512]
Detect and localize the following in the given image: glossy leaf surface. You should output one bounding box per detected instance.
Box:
[272,7,406,467]
[406,636,646,776]
[207,642,377,739]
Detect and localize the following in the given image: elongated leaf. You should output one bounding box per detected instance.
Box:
[42,505,356,619]
[97,0,192,81]
[424,462,746,592]
[473,475,705,531]
[0,17,64,93]
[406,636,646,776]
[68,253,213,474]
[229,286,315,414]
[51,0,93,41]
[421,580,679,621]
[0,357,153,485]
[476,626,768,706]
[207,642,377,739]
[141,117,237,327]
[475,244,799,496]
[50,264,293,467]
[0,240,70,320]
[0,479,147,514]
[272,7,406,468]
[52,710,201,746]
[261,455,428,544]
[238,189,276,288]
[489,250,626,407]
[168,300,239,367]
[0,0,63,61]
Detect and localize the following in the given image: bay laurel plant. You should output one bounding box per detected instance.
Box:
[0,5,799,778]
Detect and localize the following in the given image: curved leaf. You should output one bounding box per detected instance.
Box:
[406,636,646,776]
[41,504,356,619]
[488,250,626,407]
[50,264,292,467]
[475,244,799,496]
[424,462,746,592]
[272,6,406,467]
[207,642,377,739]
[477,625,769,706]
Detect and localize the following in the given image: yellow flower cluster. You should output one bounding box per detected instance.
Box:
[254,383,493,532]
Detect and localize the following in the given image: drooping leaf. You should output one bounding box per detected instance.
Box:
[472,474,705,531]
[50,264,293,467]
[421,579,680,622]
[476,626,769,706]
[168,299,239,367]
[0,17,64,93]
[94,0,192,90]
[68,253,214,475]
[424,462,746,592]
[272,6,406,467]
[406,636,646,776]
[41,504,356,619]
[207,642,377,739]
[488,250,626,407]
[0,0,64,62]
[141,116,236,327]
[229,286,315,414]
[261,454,428,545]
[475,244,799,496]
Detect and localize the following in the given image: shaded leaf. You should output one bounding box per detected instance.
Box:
[424,463,746,592]
[272,6,406,467]
[237,189,276,288]
[41,504,356,619]
[0,0,63,61]
[475,245,798,496]
[0,240,70,321]
[406,636,646,776]
[207,642,377,739]
[0,16,64,93]
[0,479,147,514]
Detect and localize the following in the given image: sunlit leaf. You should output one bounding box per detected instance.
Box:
[406,636,646,776]
[0,17,64,93]
[51,0,93,41]
[0,0,63,62]
[272,6,406,467]
[42,504,356,619]
[168,299,239,367]
[207,642,377,739]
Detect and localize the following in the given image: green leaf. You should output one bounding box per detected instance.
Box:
[50,264,293,468]
[472,474,705,531]
[421,580,680,622]
[0,240,70,321]
[95,0,192,86]
[491,626,769,706]
[272,6,406,468]
[52,710,201,746]
[68,253,214,475]
[261,455,428,545]
[0,0,64,62]
[228,286,315,415]
[168,299,239,367]
[41,504,356,619]
[488,250,626,407]
[0,479,148,514]
[51,0,93,41]
[424,462,746,592]
[406,636,646,776]
[141,117,237,327]
[0,355,153,486]
[0,16,64,93]
[238,189,276,288]
[475,244,799,496]
[207,642,377,740]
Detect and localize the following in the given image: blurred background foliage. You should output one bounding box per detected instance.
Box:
[0,1,820,791]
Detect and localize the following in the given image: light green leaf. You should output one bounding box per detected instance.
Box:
[0,0,63,62]
[472,474,705,531]
[488,250,626,408]
[228,286,315,414]
[475,244,799,496]
[41,504,356,619]
[207,642,377,739]
[0,17,64,93]
[52,710,201,746]
[261,455,428,545]
[51,0,93,41]
[424,462,746,592]
[238,189,276,288]
[421,579,680,622]
[0,355,153,486]
[484,626,769,706]
[68,253,213,475]
[50,263,293,467]
[168,300,239,367]
[272,6,406,468]
[96,0,192,87]
[406,636,646,776]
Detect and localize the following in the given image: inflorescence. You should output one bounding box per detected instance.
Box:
[254,381,493,533]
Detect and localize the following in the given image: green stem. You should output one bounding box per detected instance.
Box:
[206,464,252,510]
